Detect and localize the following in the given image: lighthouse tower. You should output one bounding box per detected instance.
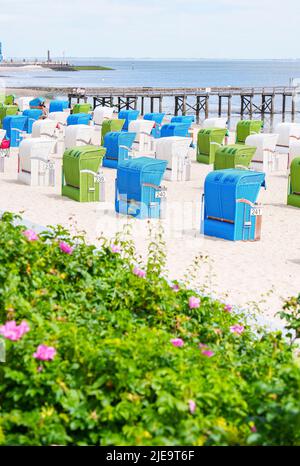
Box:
[0,43,3,62]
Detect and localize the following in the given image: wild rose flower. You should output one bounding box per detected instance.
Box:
[22,229,38,241]
[111,244,121,253]
[188,400,196,414]
[33,345,56,361]
[133,267,146,278]
[170,338,184,347]
[224,304,233,313]
[59,241,73,255]
[201,349,215,357]
[230,324,245,335]
[189,296,200,309]
[0,320,30,341]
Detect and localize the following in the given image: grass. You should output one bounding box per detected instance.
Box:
[72,65,114,71]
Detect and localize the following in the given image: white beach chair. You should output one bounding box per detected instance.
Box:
[16,97,34,111]
[155,136,192,182]
[275,123,300,153]
[64,124,99,149]
[48,111,69,127]
[246,133,280,172]
[288,142,300,169]
[202,117,227,129]
[18,138,56,186]
[32,119,58,139]
[128,119,155,154]
[93,106,115,126]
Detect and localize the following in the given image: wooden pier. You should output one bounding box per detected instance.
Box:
[68,86,299,124]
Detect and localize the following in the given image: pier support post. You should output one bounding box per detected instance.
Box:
[218,96,222,117]
[282,94,286,122]
[227,95,232,125]
[141,97,145,116]
[159,96,163,113]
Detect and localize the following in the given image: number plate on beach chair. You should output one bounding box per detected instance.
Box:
[250,207,263,216]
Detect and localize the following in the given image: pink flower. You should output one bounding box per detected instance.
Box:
[59,241,73,255]
[230,324,245,335]
[172,283,180,292]
[22,229,38,241]
[170,338,184,347]
[188,400,196,414]
[189,296,200,309]
[111,244,121,253]
[199,343,208,349]
[133,267,146,278]
[33,344,57,361]
[37,366,43,373]
[251,425,257,433]
[201,349,215,357]
[0,320,30,341]
[224,304,233,313]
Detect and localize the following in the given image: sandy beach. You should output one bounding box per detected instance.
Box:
[1,135,299,328]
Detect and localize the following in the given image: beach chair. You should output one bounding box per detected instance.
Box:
[67,113,92,126]
[4,95,16,106]
[128,119,155,153]
[23,109,43,133]
[93,106,115,126]
[18,138,56,186]
[160,123,191,138]
[64,124,98,149]
[118,110,140,131]
[115,156,167,219]
[29,97,45,109]
[288,143,300,169]
[101,119,125,145]
[287,157,300,208]
[32,119,58,139]
[3,115,28,147]
[0,104,18,127]
[48,111,69,127]
[144,113,165,138]
[201,169,266,241]
[16,97,34,112]
[236,120,263,144]
[72,103,92,114]
[214,144,257,170]
[0,129,9,172]
[49,100,69,113]
[246,134,280,172]
[62,145,106,202]
[103,131,136,169]
[155,136,192,182]
[197,128,227,164]
[275,123,300,152]
[202,117,227,129]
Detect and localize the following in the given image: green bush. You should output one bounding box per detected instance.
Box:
[0,212,299,446]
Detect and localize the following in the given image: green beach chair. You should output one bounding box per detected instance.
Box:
[4,94,16,106]
[72,103,92,114]
[236,120,263,145]
[62,145,106,202]
[101,119,125,145]
[0,104,19,128]
[214,144,257,170]
[287,157,300,208]
[197,128,227,164]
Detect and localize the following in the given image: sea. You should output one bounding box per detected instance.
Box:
[2,58,300,127]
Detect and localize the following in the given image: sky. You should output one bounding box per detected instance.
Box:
[0,0,299,59]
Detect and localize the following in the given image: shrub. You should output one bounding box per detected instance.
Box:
[0,212,299,446]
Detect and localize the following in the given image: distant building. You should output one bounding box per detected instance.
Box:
[0,43,3,62]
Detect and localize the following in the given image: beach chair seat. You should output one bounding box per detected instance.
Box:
[197,128,227,164]
[155,136,192,182]
[72,103,92,114]
[128,119,155,153]
[118,110,140,131]
[22,109,43,133]
[287,157,300,208]
[3,115,28,147]
[62,145,106,202]
[67,113,92,126]
[214,144,257,170]
[101,119,125,145]
[65,124,100,149]
[202,169,266,241]
[115,156,167,219]
[93,106,115,126]
[103,131,136,169]
[246,133,281,172]
[18,138,56,186]
[49,100,69,113]
[275,123,300,152]
[32,118,58,139]
[236,120,263,145]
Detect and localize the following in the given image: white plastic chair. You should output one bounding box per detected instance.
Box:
[18,138,56,186]
[155,136,192,181]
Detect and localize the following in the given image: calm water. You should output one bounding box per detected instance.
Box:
[2,58,300,89]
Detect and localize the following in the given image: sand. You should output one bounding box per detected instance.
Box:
[1,135,299,329]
